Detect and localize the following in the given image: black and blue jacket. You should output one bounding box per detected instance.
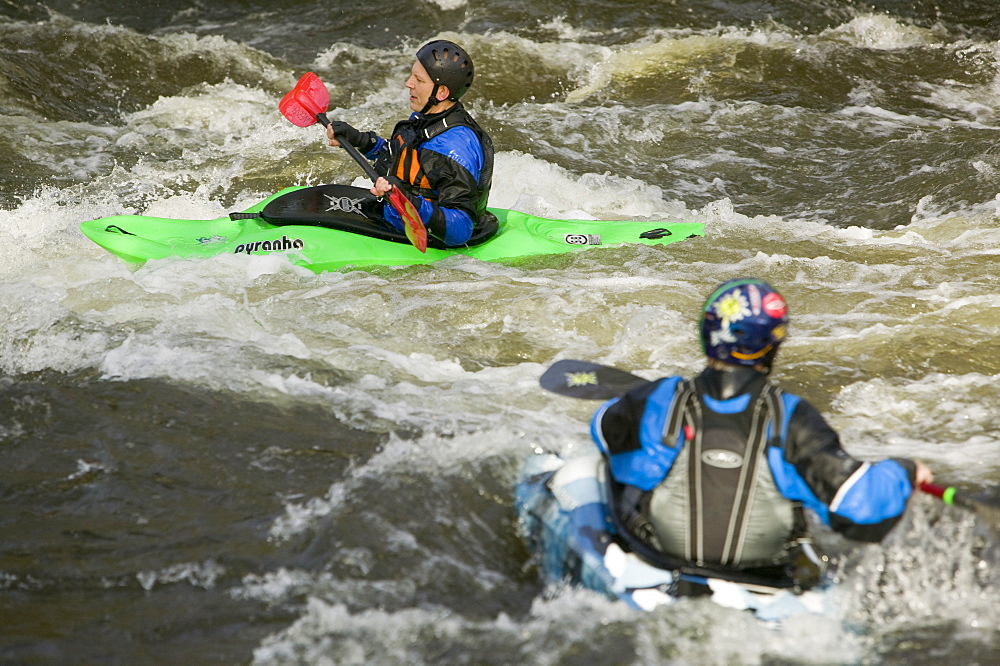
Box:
[590,366,918,569]
[366,102,494,247]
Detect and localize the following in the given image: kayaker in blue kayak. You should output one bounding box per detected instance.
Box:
[590,278,933,584]
[325,40,495,247]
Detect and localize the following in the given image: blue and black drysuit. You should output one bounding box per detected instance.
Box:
[362,102,494,247]
[590,366,919,581]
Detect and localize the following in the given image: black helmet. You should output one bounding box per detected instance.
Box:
[416,40,474,102]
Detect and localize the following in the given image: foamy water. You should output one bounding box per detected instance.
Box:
[3,2,1000,663]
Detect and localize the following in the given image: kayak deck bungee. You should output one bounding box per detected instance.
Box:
[515,453,838,620]
[80,185,705,272]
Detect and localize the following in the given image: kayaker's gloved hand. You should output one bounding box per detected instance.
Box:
[328,120,377,153]
[370,176,421,210]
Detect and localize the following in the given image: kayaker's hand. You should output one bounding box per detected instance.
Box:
[327,121,375,151]
[913,460,932,487]
[370,177,393,198]
[326,122,343,147]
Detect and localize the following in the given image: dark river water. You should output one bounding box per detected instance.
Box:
[2,1,1000,663]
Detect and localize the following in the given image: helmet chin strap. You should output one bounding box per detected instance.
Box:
[419,84,442,114]
[757,347,779,375]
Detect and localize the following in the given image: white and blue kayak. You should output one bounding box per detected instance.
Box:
[515,453,838,621]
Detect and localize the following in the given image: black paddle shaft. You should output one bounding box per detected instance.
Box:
[314,112,382,183]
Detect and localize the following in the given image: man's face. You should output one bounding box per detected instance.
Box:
[405,59,445,113]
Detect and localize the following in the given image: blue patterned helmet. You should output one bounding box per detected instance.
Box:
[700,278,788,368]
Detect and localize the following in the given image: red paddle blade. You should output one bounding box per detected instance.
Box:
[278,93,317,127]
[388,188,427,252]
[279,72,330,127]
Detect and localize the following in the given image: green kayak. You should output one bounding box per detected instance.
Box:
[80,185,705,272]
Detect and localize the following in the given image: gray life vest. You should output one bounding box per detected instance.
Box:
[628,379,800,568]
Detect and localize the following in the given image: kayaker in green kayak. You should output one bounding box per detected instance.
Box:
[325,39,495,247]
[589,278,933,585]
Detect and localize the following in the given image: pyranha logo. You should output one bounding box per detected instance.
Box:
[234,236,304,255]
[325,194,365,214]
